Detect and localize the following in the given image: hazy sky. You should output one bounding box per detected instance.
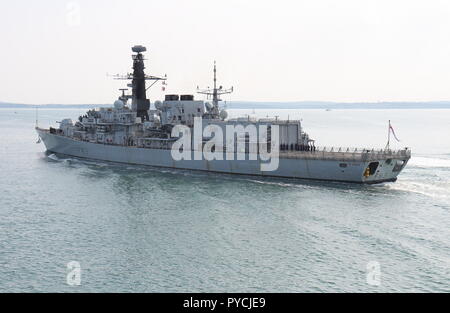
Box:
[1,0,450,104]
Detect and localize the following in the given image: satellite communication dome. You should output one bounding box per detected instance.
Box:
[219,110,228,120]
[132,45,147,53]
[114,100,125,109]
[61,119,73,126]
[205,102,213,112]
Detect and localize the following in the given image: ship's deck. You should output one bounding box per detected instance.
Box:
[280,148,411,162]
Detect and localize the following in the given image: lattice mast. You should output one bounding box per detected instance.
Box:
[197,62,233,113]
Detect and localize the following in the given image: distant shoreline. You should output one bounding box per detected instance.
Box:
[2,101,450,110]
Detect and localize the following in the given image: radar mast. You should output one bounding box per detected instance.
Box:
[197,62,233,114]
[112,45,166,121]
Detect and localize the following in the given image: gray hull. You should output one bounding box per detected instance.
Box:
[37,129,409,184]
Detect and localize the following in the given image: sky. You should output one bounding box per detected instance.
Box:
[1,0,450,104]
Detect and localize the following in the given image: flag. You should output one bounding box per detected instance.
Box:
[389,121,400,142]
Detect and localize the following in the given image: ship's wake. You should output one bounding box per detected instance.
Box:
[388,155,450,199]
[47,153,59,161]
[385,178,450,200]
[408,156,450,169]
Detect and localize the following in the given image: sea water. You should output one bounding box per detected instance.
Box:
[0,108,448,292]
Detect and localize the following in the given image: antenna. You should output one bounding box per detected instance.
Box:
[111,45,167,121]
[197,61,233,112]
[35,106,39,128]
[132,45,147,53]
[386,120,391,150]
[118,88,130,103]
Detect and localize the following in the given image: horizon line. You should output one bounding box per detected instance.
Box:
[2,100,450,106]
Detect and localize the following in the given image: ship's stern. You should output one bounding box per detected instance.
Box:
[361,153,411,184]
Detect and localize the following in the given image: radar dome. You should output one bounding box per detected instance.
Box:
[219,110,228,120]
[61,119,73,126]
[114,100,125,109]
[205,102,213,112]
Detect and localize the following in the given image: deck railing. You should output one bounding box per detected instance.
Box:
[280,146,411,161]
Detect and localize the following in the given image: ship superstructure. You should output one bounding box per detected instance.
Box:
[37,46,411,184]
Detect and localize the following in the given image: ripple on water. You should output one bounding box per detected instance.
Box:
[1,109,450,292]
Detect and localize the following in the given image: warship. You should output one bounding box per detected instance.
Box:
[36,45,411,184]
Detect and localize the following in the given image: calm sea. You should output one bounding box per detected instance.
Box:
[0,108,449,292]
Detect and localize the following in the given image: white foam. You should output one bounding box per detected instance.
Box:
[47,154,59,161]
[408,156,450,168]
[387,180,450,199]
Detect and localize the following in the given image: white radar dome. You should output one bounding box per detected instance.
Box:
[219,110,228,120]
[114,100,125,109]
[61,119,73,126]
[205,102,213,112]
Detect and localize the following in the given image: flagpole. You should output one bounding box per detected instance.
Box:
[386,120,391,150]
[35,106,38,129]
